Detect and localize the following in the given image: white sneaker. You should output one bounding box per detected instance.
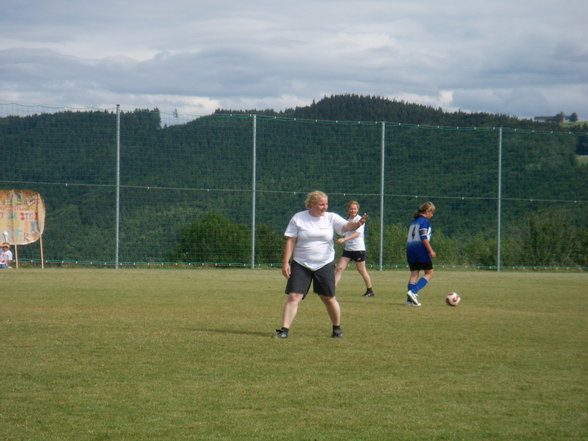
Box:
[406,296,418,306]
[407,290,421,306]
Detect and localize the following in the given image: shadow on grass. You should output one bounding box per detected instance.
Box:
[190,327,271,337]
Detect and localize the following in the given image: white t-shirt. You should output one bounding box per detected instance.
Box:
[0,248,13,266]
[342,214,366,251]
[284,210,348,270]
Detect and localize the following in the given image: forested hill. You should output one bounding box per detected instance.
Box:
[2,95,587,266]
[215,94,577,131]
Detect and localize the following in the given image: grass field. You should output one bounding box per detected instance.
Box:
[1,268,586,441]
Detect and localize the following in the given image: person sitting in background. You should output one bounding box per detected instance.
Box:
[0,243,13,269]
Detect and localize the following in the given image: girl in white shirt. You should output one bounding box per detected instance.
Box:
[334,201,374,296]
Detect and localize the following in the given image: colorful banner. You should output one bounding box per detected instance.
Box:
[0,190,46,245]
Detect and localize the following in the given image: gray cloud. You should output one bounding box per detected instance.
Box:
[1,0,587,120]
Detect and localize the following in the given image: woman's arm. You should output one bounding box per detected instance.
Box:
[281,236,297,278]
[342,213,368,232]
[337,231,361,244]
[422,238,436,259]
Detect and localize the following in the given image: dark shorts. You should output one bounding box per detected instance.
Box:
[342,250,366,262]
[285,260,336,298]
[408,261,433,271]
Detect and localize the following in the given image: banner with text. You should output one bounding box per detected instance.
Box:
[0,190,46,244]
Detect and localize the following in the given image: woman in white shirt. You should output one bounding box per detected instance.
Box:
[334,200,374,296]
[274,191,368,339]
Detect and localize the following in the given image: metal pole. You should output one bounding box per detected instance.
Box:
[379,122,386,271]
[251,115,257,269]
[115,104,121,269]
[497,127,503,272]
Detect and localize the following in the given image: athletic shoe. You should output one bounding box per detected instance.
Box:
[274,329,288,339]
[406,294,421,306]
[407,290,421,306]
[331,328,343,338]
[363,290,375,297]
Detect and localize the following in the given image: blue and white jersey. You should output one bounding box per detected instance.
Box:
[406,216,432,263]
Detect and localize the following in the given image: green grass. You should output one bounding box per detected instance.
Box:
[1,269,587,441]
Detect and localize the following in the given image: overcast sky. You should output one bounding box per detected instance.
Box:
[1,0,587,122]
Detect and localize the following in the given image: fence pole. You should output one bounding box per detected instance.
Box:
[251,114,257,269]
[497,127,503,272]
[115,104,120,269]
[379,122,386,270]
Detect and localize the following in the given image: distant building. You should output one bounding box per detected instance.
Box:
[534,114,570,123]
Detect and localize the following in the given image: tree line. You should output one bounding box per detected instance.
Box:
[2,95,587,268]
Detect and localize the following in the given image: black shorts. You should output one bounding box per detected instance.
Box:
[408,261,433,271]
[342,250,366,262]
[285,260,336,298]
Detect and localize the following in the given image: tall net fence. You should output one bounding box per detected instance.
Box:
[2,103,587,270]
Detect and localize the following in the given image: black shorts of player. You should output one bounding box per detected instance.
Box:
[342,250,366,262]
[408,261,433,271]
[285,260,336,298]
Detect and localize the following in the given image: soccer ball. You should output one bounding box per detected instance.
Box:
[445,292,461,306]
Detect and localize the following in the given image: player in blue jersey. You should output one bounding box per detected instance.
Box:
[406,202,436,306]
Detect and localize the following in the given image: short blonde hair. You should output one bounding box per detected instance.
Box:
[305,191,328,209]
